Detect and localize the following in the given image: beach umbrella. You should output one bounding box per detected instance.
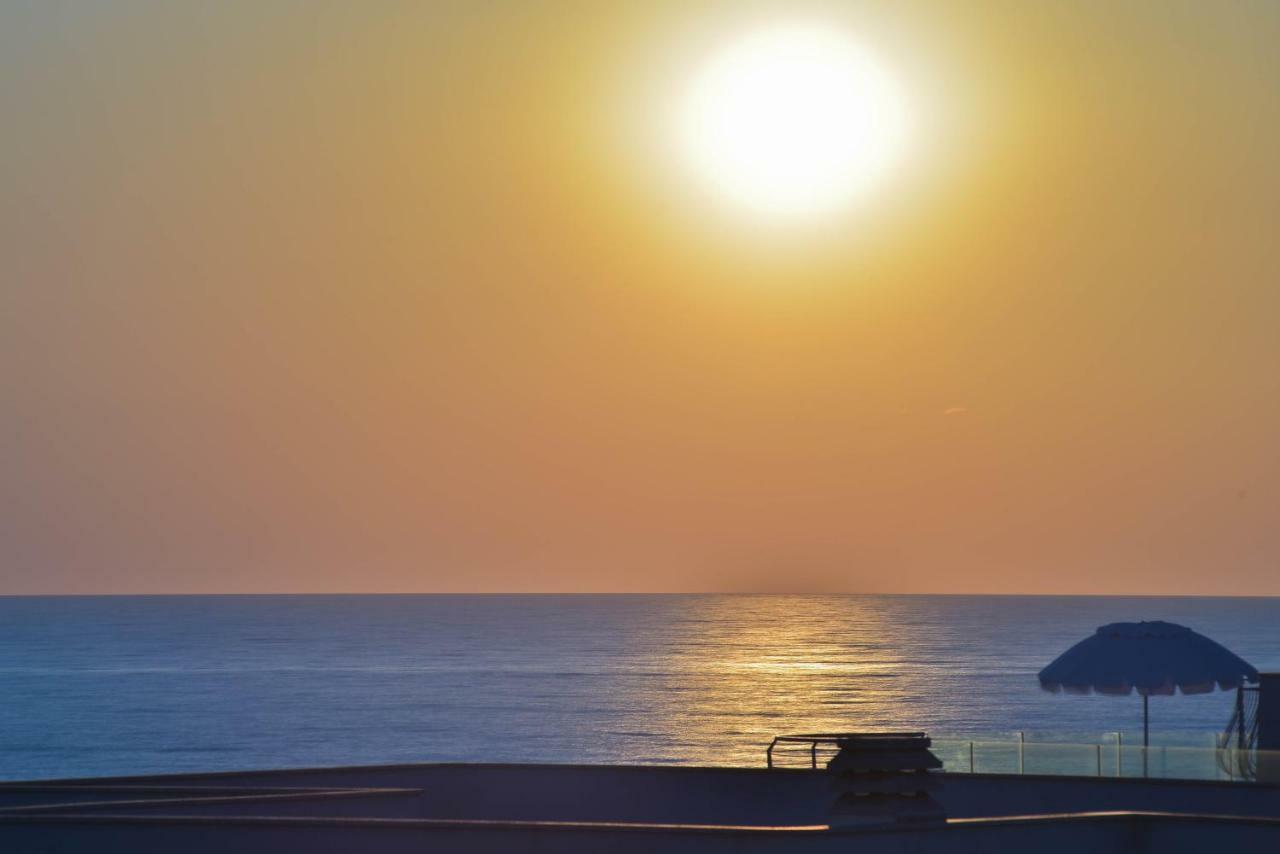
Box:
[1038,621,1257,752]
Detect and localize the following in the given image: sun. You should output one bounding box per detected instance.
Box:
[677,24,908,220]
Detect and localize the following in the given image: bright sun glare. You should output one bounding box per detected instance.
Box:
[678,24,908,220]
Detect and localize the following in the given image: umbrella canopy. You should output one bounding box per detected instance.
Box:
[1039,620,1257,759]
[1039,621,1258,697]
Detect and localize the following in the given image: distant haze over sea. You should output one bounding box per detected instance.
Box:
[1,594,1277,781]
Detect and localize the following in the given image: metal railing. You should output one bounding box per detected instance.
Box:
[766,732,1276,782]
[765,732,925,769]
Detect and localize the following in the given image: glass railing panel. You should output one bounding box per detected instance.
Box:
[929,737,1280,782]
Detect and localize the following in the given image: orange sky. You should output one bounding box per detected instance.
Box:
[3,1,1278,594]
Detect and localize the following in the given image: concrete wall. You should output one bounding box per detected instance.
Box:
[11,764,835,825]
[6,763,1280,854]
[0,786,327,809]
[940,773,1280,819]
[5,790,424,819]
[19,762,1280,825]
[2,813,1275,854]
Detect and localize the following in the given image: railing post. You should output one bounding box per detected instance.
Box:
[767,739,776,769]
[1116,732,1123,777]
[1143,694,1150,778]
[811,741,818,770]
[1096,744,1102,776]
[1018,732,1025,775]
[969,741,975,773]
[1237,684,1247,750]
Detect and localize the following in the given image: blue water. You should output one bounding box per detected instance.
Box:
[0,595,1276,781]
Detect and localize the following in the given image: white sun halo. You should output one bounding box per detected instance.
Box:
[678,24,908,219]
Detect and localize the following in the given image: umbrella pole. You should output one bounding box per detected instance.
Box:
[1142,694,1149,778]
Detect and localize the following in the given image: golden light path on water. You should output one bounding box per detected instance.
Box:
[642,596,926,767]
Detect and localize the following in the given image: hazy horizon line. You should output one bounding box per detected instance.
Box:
[2,591,1277,599]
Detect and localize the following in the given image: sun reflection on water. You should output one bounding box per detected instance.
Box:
[642,595,919,766]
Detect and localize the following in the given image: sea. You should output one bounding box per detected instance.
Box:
[1,594,1276,781]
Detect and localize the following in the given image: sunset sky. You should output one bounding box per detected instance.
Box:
[3,1,1278,595]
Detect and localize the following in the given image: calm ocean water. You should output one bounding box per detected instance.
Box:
[1,594,1277,781]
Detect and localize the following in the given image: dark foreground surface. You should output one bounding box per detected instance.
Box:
[3,761,1280,852]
